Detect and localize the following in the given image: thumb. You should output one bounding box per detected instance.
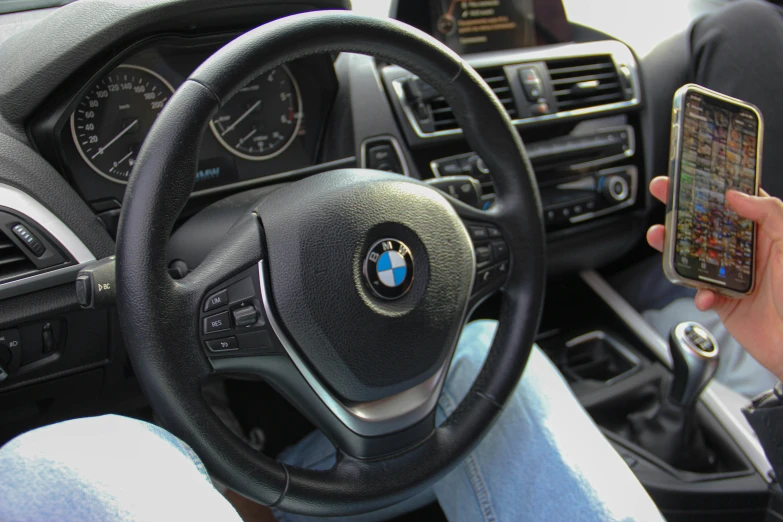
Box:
[726,191,783,242]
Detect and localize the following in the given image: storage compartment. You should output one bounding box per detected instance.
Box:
[538,275,770,522]
[559,330,640,384]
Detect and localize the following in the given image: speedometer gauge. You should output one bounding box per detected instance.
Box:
[209,65,303,161]
[70,64,175,184]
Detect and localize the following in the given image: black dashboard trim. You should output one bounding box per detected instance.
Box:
[190,155,356,197]
[0,0,350,130]
[29,31,339,206]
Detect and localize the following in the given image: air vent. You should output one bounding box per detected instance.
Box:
[403,68,517,133]
[0,232,36,282]
[546,55,625,112]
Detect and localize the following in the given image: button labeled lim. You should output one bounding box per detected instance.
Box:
[204,311,230,334]
[206,337,238,353]
[204,289,228,312]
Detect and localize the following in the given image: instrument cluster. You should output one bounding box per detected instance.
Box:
[47,34,336,208]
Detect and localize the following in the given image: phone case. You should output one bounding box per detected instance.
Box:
[663,84,763,298]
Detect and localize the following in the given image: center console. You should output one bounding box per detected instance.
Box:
[379,37,646,274]
[539,273,775,522]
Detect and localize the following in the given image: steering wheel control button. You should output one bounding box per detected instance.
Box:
[205,337,238,353]
[468,226,488,241]
[363,139,405,175]
[475,245,493,266]
[491,241,509,261]
[465,221,511,299]
[227,277,256,305]
[204,289,228,312]
[232,305,259,328]
[363,238,415,300]
[425,176,482,208]
[204,311,231,334]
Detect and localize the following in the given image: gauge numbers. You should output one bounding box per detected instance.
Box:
[70,64,175,184]
[209,65,303,161]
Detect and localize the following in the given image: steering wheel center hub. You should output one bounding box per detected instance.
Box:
[257,169,475,403]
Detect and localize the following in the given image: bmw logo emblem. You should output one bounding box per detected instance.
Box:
[363,239,415,300]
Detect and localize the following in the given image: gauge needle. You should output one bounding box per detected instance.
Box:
[109,150,134,172]
[237,129,257,147]
[92,119,138,159]
[221,101,261,136]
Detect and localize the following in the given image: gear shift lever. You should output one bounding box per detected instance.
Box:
[668,321,719,407]
[626,321,719,472]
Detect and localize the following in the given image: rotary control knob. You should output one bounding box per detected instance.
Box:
[601,175,630,203]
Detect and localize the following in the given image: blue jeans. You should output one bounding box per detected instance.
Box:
[0,321,663,522]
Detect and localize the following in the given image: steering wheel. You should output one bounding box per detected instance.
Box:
[116,10,545,517]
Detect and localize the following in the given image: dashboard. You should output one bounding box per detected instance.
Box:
[0,0,650,443]
[31,34,338,209]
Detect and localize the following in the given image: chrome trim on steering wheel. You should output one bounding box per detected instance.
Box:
[258,259,459,437]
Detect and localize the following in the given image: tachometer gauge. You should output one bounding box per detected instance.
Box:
[209,65,303,161]
[70,64,175,184]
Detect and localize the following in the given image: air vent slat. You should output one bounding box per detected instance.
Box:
[546,55,625,112]
[557,93,627,110]
[550,72,617,86]
[410,68,516,132]
[554,82,620,97]
[0,231,37,282]
[547,63,614,77]
[0,254,26,267]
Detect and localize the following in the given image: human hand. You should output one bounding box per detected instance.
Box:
[647,176,783,381]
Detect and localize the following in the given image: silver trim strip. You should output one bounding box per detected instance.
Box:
[580,269,772,481]
[0,184,94,265]
[0,184,96,298]
[258,260,448,436]
[388,40,641,139]
[569,125,635,171]
[359,136,410,177]
[430,125,635,179]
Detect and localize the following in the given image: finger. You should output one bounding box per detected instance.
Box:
[646,224,665,252]
[649,176,669,205]
[726,191,783,242]
[694,289,718,311]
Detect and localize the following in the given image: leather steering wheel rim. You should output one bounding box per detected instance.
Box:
[116,10,545,516]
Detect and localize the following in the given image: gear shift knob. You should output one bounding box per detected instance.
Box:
[668,322,719,407]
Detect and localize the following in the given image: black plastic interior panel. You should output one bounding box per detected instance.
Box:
[0,0,350,132]
[0,207,71,284]
[33,39,338,207]
[0,133,113,260]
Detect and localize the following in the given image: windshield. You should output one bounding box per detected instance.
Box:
[0,0,75,15]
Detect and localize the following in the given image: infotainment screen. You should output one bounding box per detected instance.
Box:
[430,0,571,54]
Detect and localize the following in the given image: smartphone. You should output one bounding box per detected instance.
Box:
[663,84,763,297]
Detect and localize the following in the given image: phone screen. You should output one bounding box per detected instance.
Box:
[673,90,759,293]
